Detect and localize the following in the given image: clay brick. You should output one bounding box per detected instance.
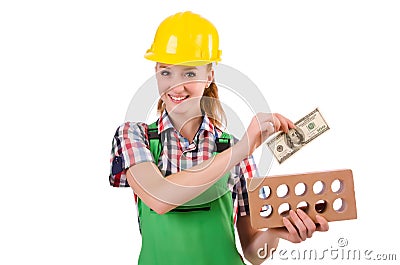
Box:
[247,169,357,229]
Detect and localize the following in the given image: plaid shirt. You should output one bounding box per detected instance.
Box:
[109,110,259,221]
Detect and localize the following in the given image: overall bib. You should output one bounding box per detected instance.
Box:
[137,122,245,265]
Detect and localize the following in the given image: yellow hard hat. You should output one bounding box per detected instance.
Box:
[144,11,222,66]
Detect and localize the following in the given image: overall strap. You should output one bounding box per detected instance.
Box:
[147,121,162,163]
[215,132,232,153]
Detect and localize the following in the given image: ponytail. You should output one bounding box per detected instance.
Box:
[200,81,226,129]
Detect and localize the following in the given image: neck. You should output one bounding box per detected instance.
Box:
[168,109,203,142]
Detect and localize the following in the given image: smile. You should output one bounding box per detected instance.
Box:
[168,94,189,103]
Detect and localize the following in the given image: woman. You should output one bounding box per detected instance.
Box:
[109,11,329,265]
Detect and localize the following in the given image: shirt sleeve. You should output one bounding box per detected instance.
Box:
[109,122,154,187]
[234,154,259,217]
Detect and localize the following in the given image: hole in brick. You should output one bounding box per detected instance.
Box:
[278,203,291,217]
[313,180,325,195]
[260,205,273,218]
[277,184,289,198]
[315,200,327,213]
[296,201,309,213]
[331,179,343,193]
[259,186,271,199]
[333,198,346,212]
[295,182,307,196]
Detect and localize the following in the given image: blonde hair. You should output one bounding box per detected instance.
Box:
[157,64,227,129]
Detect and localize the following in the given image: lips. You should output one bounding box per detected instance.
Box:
[168,94,189,103]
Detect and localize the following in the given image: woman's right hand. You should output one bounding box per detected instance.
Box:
[239,112,295,156]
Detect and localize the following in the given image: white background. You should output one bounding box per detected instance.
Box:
[1,1,399,264]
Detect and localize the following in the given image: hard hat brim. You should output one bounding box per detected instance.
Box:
[144,51,221,66]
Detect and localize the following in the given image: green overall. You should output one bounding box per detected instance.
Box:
[137,122,245,265]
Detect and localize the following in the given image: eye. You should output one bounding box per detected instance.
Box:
[185,71,196,78]
[160,70,170,76]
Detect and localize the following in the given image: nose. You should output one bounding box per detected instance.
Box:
[169,82,185,94]
[159,80,186,97]
[165,74,190,93]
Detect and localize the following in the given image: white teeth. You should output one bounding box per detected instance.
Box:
[170,95,186,101]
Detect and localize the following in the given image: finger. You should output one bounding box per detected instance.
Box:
[278,113,295,129]
[286,118,295,129]
[271,113,286,132]
[315,215,329,231]
[271,114,281,132]
[278,118,289,133]
[266,121,275,134]
[276,113,296,131]
[258,113,278,133]
[297,209,316,238]
[259,120,275,139]
[289,210,308,241]
[258,113,276,136]
[274,113,292,133]
[282,217,301,243]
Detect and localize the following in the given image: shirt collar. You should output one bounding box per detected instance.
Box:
[158,110,217,137]
[157,110,174,133]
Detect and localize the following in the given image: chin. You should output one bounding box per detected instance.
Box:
[167,104,201,116]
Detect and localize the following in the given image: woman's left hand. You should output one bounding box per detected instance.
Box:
[270,209,329,243]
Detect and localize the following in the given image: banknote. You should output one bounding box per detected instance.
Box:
[267,108,329,163]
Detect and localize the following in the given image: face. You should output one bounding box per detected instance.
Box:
[155,63,213,115]
[288,130,301,144]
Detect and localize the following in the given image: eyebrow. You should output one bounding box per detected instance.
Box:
[159,65,198,71]
[182,67,198,71]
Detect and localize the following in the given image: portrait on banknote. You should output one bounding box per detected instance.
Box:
[284,127,305,151]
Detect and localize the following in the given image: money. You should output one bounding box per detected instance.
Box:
[267,108,329,163]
